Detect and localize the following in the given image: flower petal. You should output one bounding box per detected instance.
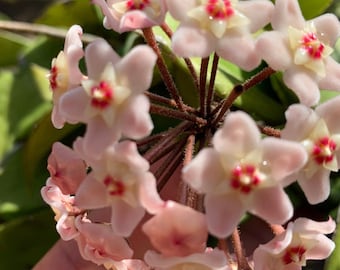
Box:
[217,32,261,71]
[85,39,120,79]
[281,104,319,141]
[256,31,292,71]
[213,111,260,158]
[271,0,305,31]
[237,0,274,33]
[166,0,196,21]
[115,45,157,94]
[119,95,153,139]
[297,169,330,204]
[111,199,145,237]
[262,137,307,181]
[313,14,340,47]
[283,67,320,106]
[319,57,340,92]
[171,24,215,58]
[182,148,225,194]
[205,193,244,238]
[250,186,293,224]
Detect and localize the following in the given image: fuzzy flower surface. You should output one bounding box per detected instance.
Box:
[47,142,87,195]
[281,96,340,204]
[93,0,167,33]
[253,218,336,270]
[59,39,156,157]
[166,0,274,70]
[142,200,208,257]
[182,111,307,238]
[256,0,340,106]
[75,140,163,237]
[48,25,85,128]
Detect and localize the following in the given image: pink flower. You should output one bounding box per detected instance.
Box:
[59,39,156,157]
[253,217,336,270]
[182,111,307,238]
[166,0,273,70]
[75,215,134,268]
[142,200,208,257]
[48,25,85,128]
[144,248,229,270]
[47,142,87,195]
[93,0,167,33]
[256,0,340,106]
[75,140,164,237]
[40,179,82,240]
[281,96,340,204]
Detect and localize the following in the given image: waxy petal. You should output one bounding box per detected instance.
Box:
[256,31,292,71]
[116,45,157,94]
[85,39,120,79]
[271,0,305,31]
[262,137,307,182]
[182,148,226,194]
[171,25,215,58]
[119,95,153,139]
[205,193,244,238]
[297,169,330,204]
[75,174,108,209]
[319,58,340,92]
[250,186,293,225]
[237,0,274,33]
[282,104,319,141]
[313,14,340,47]
[217,32,261,71]
[165,0,196,21]
[111,199,145,237]
[316,95,340,134]
[213,111,260,158]
[283,67,320,106]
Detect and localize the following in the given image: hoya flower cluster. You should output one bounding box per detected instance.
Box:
[42,0,340,269]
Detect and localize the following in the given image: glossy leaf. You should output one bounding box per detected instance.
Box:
[298,0,333,19]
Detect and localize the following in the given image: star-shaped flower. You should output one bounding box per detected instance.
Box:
[253,218,336,270]
[281,96,340,204]
[182,111,307,238]
[93,0,167,33]
[59,39,156,157]
[256,0,340,106]
[166,0,274,70]
[75,140,163,237]
[48,25,85,128]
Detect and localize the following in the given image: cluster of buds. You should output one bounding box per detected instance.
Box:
[42,0,340,269]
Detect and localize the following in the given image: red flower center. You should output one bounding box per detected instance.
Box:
[312,136,337,165]
[90,81,114,109]
[103,176,125,196]
[126,0,150,10]
[205,0,234,20]
[49,65,58,91]
[300,32,325,59]
[230,164,262,194]
[282,245,306,265]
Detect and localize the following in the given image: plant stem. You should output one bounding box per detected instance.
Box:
[146,92,196,113]
[212,66,276,127]
[258,125,281,138]
[199,57,209,117]
[206,53,219,115]
[150,104,207,126]
[0,20,98,43]
[142,27,186,112]
[232,228,252,270]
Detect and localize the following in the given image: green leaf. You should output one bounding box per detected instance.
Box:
[0,144,49,220]
[298,0,333,20]
[0,30,31,66]
[7,63,52,140]
[0,209,58,269]
[23,114,83,181]
[0,70,14,159]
